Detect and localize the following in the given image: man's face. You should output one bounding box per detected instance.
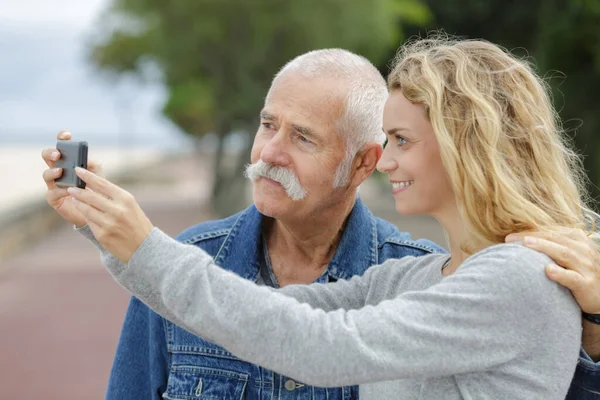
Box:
[248,73,348,221]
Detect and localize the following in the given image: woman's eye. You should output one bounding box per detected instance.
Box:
[383,138,388,149]
[396,136,408,146]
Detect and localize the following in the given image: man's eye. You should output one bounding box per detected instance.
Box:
[295,132,313,145]
[262,122,274,130]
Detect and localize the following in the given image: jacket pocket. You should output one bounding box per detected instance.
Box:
[163,365,249,400]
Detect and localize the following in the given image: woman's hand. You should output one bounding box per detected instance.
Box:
[42,130,105,228]
[67,167,154,264]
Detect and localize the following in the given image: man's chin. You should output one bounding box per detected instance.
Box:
[254,200,291,219]
[253,190,295,216]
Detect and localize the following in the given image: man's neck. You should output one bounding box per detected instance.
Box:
[264,195,355,286]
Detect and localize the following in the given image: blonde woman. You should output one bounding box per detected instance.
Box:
[63,37,598,398]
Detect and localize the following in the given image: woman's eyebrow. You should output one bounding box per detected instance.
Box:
[383,127,411,135]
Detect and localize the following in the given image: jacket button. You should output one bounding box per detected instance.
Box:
[284,379,297,391]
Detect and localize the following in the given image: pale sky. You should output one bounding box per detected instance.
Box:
[0,0,190,148]
[0,0,107,28]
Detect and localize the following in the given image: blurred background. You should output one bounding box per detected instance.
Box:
[1,0,599,398]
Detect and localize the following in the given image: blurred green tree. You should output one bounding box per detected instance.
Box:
[400,0,600,205]
[87,0,431,216]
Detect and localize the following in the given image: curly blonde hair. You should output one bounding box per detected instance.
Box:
[388,34,598,252]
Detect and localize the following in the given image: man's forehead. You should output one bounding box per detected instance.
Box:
[265,78,345,119]
[268,72,347,100]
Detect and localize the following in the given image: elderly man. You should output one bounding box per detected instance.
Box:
[43,49,600,400]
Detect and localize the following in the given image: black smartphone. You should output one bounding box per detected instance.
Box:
[55,141,88,189]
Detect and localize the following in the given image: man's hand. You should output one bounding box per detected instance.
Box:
[506,228,600,314]
[67,167,154,264]
[42,130,105,227]
[506,228,600,360]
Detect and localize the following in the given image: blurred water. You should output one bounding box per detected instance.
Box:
[0,0,193,151]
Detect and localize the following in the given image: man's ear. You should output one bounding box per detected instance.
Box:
[350,143,383,187]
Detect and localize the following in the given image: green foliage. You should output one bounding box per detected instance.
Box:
[400,0,600,203]
[89,0,430,138]
[88,0,431,215]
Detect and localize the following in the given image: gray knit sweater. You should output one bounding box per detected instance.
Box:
[80,226,581,399]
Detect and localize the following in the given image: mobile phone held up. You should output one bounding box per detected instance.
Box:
[55,141,88,189]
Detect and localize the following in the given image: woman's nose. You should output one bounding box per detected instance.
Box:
[376,146,397,173]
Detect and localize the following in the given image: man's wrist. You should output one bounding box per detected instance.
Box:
[583,312,600,325]
[582,319,600,362]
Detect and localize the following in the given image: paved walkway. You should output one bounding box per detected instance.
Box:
[0,154,212,399]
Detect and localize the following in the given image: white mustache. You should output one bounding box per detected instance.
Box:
[244,160,307,201]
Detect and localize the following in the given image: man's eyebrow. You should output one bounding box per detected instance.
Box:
[260,111,276,120]
[292,124,316,138]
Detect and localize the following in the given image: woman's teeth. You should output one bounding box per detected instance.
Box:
[392,181,414,190]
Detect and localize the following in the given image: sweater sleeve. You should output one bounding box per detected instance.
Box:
[77,224,379,312]
[96,227,581,389]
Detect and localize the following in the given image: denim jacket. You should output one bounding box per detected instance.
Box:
[105,199,599,400]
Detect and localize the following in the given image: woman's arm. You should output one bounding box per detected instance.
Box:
[78,224,377,312]
[96,227,580,389]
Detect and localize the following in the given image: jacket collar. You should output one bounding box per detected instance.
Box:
[214,197,378,282]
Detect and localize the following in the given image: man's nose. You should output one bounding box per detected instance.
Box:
[260,132,291,166]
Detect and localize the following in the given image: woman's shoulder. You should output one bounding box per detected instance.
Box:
[467,242,551,268]
[460,243,558,295]
[459,243,580,333]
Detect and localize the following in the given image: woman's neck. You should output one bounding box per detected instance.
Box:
[432,205,470,276]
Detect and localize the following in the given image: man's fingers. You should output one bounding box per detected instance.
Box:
[545,264,585,291]
[508,230,592,265]
[522,237,583,273]
[75,167,122,200]
[68,187,112,213]
[506,228,588,244]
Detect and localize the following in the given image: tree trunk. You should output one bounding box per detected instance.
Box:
[209,122,256,217]
[211,143,253,217]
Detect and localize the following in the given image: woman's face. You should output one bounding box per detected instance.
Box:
[376,90,456,217]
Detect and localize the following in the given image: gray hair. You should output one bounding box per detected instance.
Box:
[269,49,388,187]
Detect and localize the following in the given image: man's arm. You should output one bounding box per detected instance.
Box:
[564,320,600,400]
[105,296,169,400]
[582,320,600,362]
